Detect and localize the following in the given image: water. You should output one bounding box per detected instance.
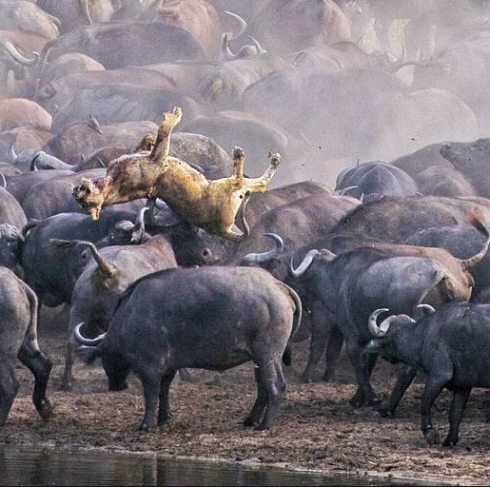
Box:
[0,446,441,486]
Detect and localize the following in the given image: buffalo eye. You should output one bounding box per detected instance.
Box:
[202,248,212,258]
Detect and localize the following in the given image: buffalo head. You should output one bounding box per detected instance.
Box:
[365,305,436,362]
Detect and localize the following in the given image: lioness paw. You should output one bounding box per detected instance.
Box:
[270,153,281,168]
[233,146,246,160]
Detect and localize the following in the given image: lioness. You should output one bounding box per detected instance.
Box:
[73,107,281,239]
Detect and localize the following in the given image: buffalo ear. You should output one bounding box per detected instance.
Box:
[50,238,75,250]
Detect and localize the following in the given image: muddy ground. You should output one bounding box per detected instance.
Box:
[1,308,490,485]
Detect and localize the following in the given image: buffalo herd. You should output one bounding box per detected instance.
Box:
[3,0,490,449]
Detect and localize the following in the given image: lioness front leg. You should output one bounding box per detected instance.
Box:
[243,153,282,194]
[152,107,183,163]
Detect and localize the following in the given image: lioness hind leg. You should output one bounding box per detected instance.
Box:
[152,107,183,162]
[161,107,183,134]
[219,191,252,241]
[232,146,245,189]
[244,152,282,194]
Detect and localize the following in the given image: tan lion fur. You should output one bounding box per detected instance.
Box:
[73,107,281,239]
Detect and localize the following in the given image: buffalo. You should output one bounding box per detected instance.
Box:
[74,266,301,431]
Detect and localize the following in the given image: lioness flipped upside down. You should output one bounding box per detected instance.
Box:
[72,107,281,239]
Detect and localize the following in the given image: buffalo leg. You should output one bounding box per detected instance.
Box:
[347,342,378,408]
[138,372,161,432]
[322,324,344,383]
[158,370,177,426]
[59,337,76,392]
[244,365,268,427]
[256,359,285,431]
[443,387,471,447]
[421,367,453,445]
[378,365,417,417]
[301,307,331,383]
[0,364,19,427]
[17,345,53,422]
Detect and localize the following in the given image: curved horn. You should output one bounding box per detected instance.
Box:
[417,304,436,316]
[83,242,116,277]
[289,249,321,278]
[134,207,149,234]
[246,34,266,54]
[89,115,103,134]
[320,248,337,261]
[0,171,6,190]
[222,34,237,61]
[79,0,94,24]
[9,142,18,162]
[95,155,106,168]
[73,323,106,347]
[224,11,247,41]
[336,185,358,196]
[0,38,39,66]
[239,233,285,266]
[368,308,390,338]
[153,198,169,211]
[30,153,41,172]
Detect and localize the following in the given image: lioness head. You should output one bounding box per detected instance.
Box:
[72,177,106,220]
[137,133,157,153]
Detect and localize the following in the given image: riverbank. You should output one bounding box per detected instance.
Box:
[1,316,489,485]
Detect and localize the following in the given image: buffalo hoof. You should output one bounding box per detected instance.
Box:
[243,417,255,428]
[443,437,458,448]
[300,373,315,384]
[424,429,439,446]
[321,373,336,383]
[109,382,128,392]
[58,381,73,392]
[254,423,271,432]
[38,400,54,422]
[376,404,395,418]
[137,423,152,432]
[158,414,173,426]
[349,396,364,408]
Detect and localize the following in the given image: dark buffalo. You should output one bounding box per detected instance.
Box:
[74,266,301,431]
[37,0,114,33]
[51,84,199,135]
[405,224,490,299]
[0,266,52,426]
[285,217,489,408]
[43,120,157,167]
[415,166,476,198]
[5,169,73,204]
[440,139,490,198]
[251,0,351,55]
[391,142,453,177]
[327,196,490,248]
[234,193,359,264]
[335,162,418,200]
[21,208,142,308]
[366,303,490,446]
[61,227,178,391]
[41,21,206,69]
[21,169,106,220]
